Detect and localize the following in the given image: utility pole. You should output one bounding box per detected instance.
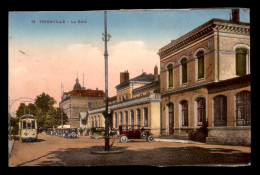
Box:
[61,83,63,129]
[102,10,112,151]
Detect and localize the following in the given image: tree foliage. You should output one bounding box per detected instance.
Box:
[12,92,67,132]
[35,92,56,115]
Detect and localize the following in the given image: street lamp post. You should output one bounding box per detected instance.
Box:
[102,10,112,151]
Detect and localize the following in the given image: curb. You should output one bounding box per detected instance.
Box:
[8,139,14,158]
[154,138,205,144]
[91,150,124,154]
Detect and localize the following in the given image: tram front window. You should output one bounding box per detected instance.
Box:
[27,122,32,129]
[22,121,26,129]
[32,121,35,129]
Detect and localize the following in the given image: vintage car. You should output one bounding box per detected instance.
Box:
[64,128,78,138]
[90,127,117,139]
[118,125,154,143]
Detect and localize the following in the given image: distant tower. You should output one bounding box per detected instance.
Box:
[73,77,82,90]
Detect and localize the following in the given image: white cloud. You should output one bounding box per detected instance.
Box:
[9,40,160,111]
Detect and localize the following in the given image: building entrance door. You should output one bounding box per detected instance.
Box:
[168,103,174,134]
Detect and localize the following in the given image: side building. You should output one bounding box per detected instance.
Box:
[158,10,250,145]
[87,66,161,137]
[59,78,105,128]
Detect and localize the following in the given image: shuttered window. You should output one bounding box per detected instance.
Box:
[167,64,173,88]
[197,51,204,79]
[181,58,187,84]
[236,48,247,76]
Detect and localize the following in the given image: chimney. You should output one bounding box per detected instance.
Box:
[154,65,159,81]
[231,9,240,23]
[120,71,130,84]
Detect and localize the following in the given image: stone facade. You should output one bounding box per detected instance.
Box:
[158,17,250,145]
[59,78,105,128]
[88,67,161,137]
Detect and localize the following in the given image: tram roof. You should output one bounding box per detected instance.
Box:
[20,114,38,120]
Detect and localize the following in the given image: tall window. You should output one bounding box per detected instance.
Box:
[130,110,134,126]
[236,91,251,126]
[144,108,148,127]
[125,111,128,125]
[197,97,206,126]
[94,116,97,127]
[181,58,188,84]
[98,116,100,127]
[91,117,94,127]
[181,101,188,126]
[236,48,248,76]
[114,113,118,128]
[120,112,123,125]
[167,64,173,88]
[197,51,204,79]
[213,95,227,126]
[137,109,141,126]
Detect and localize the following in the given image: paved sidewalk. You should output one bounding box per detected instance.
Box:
[154,138,205,144]
[8,139,14,158]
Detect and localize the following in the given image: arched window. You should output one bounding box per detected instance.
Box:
[91,117,94,127]
[236,91,251,126]
[167,64,173,88]
[130,110,134,126]
[114,113,118,128]
[197,97,206,126]
[197,51,204,79]
[181,58,188,84]
[120,112,123,126]
[125,111,128,125]
[213,95,227,127]
[236,48,248,76]
[181,100,188,126]
[137,109,141,126]
[143,108,148,127]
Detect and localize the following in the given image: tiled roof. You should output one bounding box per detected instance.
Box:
[116,72,154,90]
[70,89,105,98]
[129,72,154,82]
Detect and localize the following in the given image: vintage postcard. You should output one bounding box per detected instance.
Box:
[8,9,250,167]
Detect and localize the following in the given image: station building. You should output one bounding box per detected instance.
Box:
[158,9,250,145]
[59,78,105,128]
[87,66,161,137]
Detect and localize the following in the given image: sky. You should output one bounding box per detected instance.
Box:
[8,8,250,115]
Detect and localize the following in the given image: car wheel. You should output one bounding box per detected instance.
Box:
[71,132,77,138]
[147,135,154,142]
[120,136,128,143]
[140,132,147,139]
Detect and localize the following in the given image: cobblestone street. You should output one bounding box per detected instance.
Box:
[9,133,251,166]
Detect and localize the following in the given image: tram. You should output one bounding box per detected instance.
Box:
[19,114,38,142]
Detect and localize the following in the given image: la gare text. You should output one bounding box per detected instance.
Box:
[31,20,87,24]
